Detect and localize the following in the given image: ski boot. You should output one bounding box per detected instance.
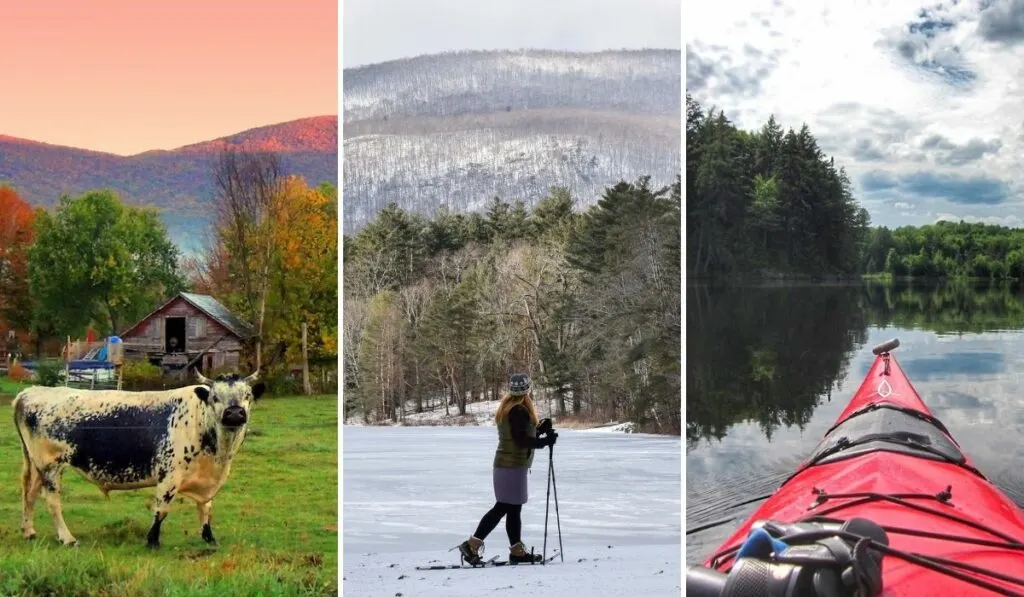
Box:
[509,541,544,564]
[458,536,485,566]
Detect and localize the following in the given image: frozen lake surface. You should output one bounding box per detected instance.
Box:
[343,426,681,596]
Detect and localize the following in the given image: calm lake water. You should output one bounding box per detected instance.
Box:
[685,281,1024,564]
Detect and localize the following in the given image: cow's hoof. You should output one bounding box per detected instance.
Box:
[147,541,160,550]
[23,532,36,541]
[59,539,78,547]
[201,524,216,544]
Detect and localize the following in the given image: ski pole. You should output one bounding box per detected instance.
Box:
[550,445,563,562]
[543,444,552,563]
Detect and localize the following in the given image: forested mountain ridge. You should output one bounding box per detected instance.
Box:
[343,49,681,234]
[343,49,680,120]
[0,117,338,250]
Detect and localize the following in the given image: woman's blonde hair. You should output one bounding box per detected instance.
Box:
[495,392,539,426]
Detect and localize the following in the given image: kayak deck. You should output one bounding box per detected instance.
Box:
[695,340,1024,596]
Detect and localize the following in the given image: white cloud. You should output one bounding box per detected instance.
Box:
[687,0,1024,229]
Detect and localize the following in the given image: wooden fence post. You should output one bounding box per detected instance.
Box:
[302,322,312,395]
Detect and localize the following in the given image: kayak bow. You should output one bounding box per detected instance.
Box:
[687,338,1024,596]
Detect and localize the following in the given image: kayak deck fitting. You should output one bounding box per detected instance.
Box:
[687,338,1024,596]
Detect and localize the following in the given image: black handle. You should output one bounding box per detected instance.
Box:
[686,565,727,597]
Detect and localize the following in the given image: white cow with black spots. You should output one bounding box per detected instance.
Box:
[13,371,264,548]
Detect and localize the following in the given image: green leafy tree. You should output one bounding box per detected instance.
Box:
[29,190,183,337]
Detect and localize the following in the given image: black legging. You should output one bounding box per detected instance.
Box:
[473,501,523,545]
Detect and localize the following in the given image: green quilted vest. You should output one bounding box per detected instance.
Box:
[493,413,536,468]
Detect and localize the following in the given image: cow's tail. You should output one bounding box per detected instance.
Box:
[12,390,31,464]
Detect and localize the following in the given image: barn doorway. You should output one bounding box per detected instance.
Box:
[165,317,186,353]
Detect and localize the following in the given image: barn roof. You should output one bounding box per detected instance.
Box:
[179,293,255,339]
[121,292,255,339]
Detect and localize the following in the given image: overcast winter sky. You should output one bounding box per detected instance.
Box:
[343,0,681,68]
[687,0,1024,229]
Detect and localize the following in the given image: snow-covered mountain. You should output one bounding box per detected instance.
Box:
[342,49,681,233]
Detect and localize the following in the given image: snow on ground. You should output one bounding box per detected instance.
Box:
[344,398,636,431]
[343,426,681,596]
[578,422,639,433]
[343,399,510,427]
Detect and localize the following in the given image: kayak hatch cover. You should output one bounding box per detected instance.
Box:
[687,338,1024,597]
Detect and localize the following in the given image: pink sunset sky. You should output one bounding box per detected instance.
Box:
[0,0,337,156]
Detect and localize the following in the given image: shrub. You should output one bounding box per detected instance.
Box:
[121,361,165,391]
[264,369,299,396]
[35,361,61,387]
[7,362,31,382]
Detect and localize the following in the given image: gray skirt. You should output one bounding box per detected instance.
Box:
[493,466,529,505]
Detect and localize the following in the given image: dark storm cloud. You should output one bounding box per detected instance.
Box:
[862,171,900,191]
[903,172,1009,204]
[686,46,717,92]
[850,139,887,162]
[920,134,1003,165]
[978,0,1024,44]
[862,170,1010,205]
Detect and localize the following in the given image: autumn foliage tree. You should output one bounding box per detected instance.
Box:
[200,149,338,382]
[263,177,338,367]
[0,186,36,332]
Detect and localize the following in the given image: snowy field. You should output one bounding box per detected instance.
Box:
[343,426,681,596]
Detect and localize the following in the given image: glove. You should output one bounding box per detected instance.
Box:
[537,418,553,435]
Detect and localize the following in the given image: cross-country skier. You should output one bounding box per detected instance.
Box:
[458,372,558,565]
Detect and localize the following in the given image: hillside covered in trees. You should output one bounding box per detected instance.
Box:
[343,50,681,234]
[343,175,681,435]
[0,117,337,251]
[686,94,870,277]
[862,222,1024,280]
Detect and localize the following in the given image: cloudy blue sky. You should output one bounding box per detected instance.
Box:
[686,0,1024,229]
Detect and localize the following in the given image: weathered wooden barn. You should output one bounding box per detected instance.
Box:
[119,292,254,373]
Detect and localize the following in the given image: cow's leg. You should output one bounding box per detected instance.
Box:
[40,466,76,546]
[197,500,216,544]
[147,478,179,549]
[20,461,43,539]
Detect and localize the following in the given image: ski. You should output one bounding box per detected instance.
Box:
[489,550,561,567]
[415,555,501,570]
[415,550,559,571]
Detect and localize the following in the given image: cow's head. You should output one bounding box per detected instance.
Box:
[193,370,265,429]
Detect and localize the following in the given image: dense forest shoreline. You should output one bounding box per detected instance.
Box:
[687,94,1024,281]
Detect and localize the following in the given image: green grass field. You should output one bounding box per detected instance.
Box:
[0,390,338,596]
[0,377,29,396]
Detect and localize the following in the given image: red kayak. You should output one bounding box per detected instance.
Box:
[687,339,1024,596]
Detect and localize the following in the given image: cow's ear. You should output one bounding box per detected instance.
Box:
[251,381,266,401]
[194,386,211,403]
